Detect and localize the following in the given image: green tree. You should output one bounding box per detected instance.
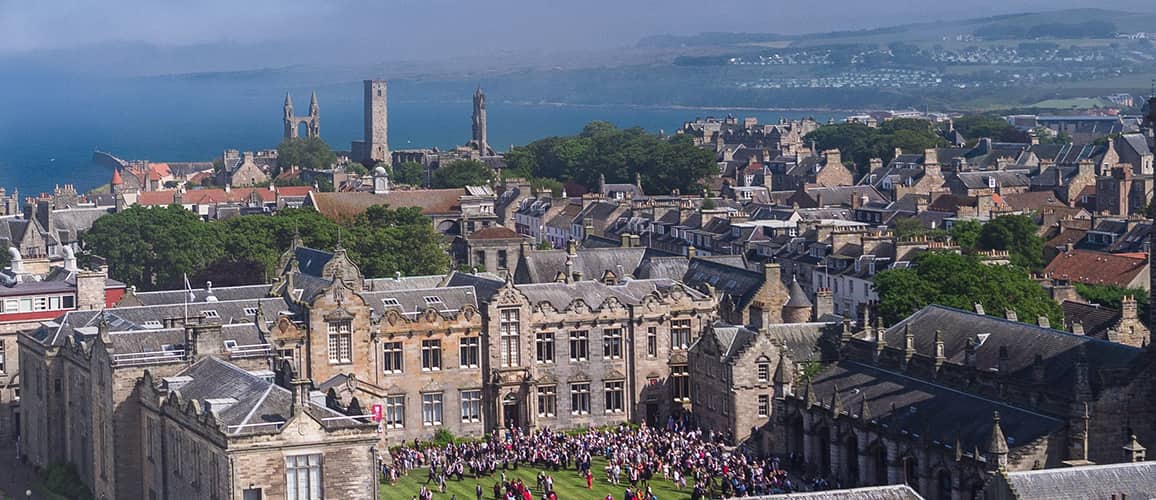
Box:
[82,205,225,290]
[1074,283,1149,319]
[977,215,1044,270]
[873,251,1062,326]
[430,160,494,188]
[277,136,337,173]
[950,219,983,250]
[392,161,425,186]
[951,115,1026,143]
[504,122,715,194]
[345,162,368,176]
[805,119,947,174]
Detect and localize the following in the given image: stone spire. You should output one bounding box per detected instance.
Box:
[830,385,843,415]
[774,350,794,394]
[284,92,293,109]
[309,91,319,115]
[986,411,1009,470]
[859,394,871,421]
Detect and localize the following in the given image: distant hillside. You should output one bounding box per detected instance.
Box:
[639,8,1156,48]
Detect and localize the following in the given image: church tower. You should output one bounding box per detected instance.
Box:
[360,80,390,165]
[472,85,489,155]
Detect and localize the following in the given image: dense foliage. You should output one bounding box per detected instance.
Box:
[82,206,449,291]
[1075,283,1149,319]
[430,159,495,188]
[276,136,337,173]
[873,251,1062,326]
[976,215,1045,271]
[804,118,947,172]
[504,121,716,195]
[392,161,425,186]
[949,115,1027,144]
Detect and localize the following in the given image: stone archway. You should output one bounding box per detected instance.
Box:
[934,468,952,500]
[844,433,860,487]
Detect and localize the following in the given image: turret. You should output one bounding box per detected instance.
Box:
[309,91,320,117]
[284,93,294,118]
[985,411,1009,471]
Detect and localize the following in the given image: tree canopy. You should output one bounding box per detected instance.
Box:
[82,205,449,291]
[504,121,716,195]
[950,115,1027,144]
[873,251,1062,326]
[804,118,947,172]
[430,159,494,189]
[976,215,1045,270]
[277,136,337,173]
[1074,283,1149,320]
[392,161,425,186]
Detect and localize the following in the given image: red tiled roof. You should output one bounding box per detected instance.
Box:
[308,189,464,221]
[137,188,276,206]
[468,226,521,240]
[1043,249,1148,288]
[276,186,314,197]
[149,163,172,177]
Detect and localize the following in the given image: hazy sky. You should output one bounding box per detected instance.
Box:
[4,0,1156,60]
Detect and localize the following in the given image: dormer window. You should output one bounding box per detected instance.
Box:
[243,307,258,316]
[142,320,163,329]
[223,340,238,350]
[382,298,401,307]
[201,310,219,319]
[423,296,444,306]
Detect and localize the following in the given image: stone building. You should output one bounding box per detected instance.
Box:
[284,92,320,140]
[689,321,840,449]
[763,304,1156,500]
[450,271,716,430]
[352,80,390,166]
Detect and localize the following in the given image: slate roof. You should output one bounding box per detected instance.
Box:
[995,461,1156,499]
[1043,249,1148,287]
[700,321,836,365]
[683,257,765,310]
[748,485,924,500]
[636,256,690,281]
[809,360,1064,456]
[445,271,505,300]
[171,356,293,435]
[515,278,703,311]
[362,286,477,318]
[954,171,1031,189]
[786,279,812,308]
[515,247,648,284]
[1061,300,1119,339]
[883,305,1143,395]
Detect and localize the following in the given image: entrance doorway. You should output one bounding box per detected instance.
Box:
[502,394,520,429]
[646,403,659,428]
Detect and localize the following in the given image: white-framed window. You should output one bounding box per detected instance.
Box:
[570,383,590,415]
[422,393,443,426]
[459,337,480,368]
[671,319,692,350]
[423,296,444,306]
[460,390,481,423]
[384,395,405,428]
[326,320,352,364]
[223,340,238,350]
[537,385,556,417]
[202,310,219,319]
[604,381,625,413]
[244,307,259,316]
[757,363,770,382]
[421,340,441,371]
[646,327,657,357]
[382,298,400,307]
[536,332,554,363]
[285,454,322,500]
[758,395,770,417]
[499,309,521,367]
[0,341,5,374]
[603,328,623,359]
[382,342,403,373]
[569,330,589,361]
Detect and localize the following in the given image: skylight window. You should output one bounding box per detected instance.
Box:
[142,320,163,329]
[244,307,258,316]
[202,310,220,319]
[423,296,444,305]
[382,298,401,307]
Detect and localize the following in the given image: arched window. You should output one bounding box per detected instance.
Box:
[936,469,952,500]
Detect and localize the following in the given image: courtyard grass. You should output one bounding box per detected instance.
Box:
[382,457,700,499]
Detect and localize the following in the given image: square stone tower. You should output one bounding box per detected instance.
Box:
[353,79,389,165]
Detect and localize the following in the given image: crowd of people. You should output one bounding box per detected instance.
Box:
[380,422,803,499]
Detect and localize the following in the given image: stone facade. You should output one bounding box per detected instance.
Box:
[283,92,320,140]
[352,80,389,166]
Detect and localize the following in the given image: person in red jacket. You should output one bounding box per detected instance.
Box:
[587,470,595,489]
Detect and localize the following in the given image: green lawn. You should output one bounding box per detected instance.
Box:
[381,457,699,499]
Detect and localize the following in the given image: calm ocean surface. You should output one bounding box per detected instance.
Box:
[0,76,835,195]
